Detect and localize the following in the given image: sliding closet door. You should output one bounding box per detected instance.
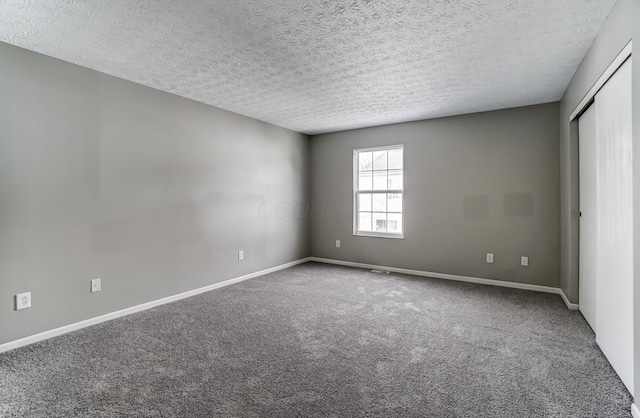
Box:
[594,58,633,394]
[578,104,597,332]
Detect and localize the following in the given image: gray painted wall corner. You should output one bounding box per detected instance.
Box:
[0,42,311,345]
[309,103,560,289]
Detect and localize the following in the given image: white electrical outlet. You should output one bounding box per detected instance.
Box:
[521,256,529,266]
[15,292,31,310]
[486,253,494,263]
[336,240,341,248]
[238,250,244,261]
[91,278,101,293]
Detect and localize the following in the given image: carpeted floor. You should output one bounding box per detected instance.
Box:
[0,262,632,417]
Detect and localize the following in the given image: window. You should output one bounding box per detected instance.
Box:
[354,145,403,238]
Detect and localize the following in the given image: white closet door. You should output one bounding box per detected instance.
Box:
[578,104,597,332]
[594,58,633,394]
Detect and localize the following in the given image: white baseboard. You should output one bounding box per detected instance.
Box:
[559,289,580,310]
[0,257,311,354]
[309,257,579,309]
[0,256,580,354]
[632,403,640,418]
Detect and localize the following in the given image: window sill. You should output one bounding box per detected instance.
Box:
[354,232,404,239]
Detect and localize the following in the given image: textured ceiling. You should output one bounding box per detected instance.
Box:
[0,0,617,135]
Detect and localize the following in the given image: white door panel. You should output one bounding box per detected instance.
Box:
[578,104,597,332]
[593,58,633,395]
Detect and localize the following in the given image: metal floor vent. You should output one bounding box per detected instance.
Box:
[370,269,390,275]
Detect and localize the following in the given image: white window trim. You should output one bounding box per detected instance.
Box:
[353,144,404,239]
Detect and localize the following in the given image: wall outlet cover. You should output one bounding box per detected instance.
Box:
[238,250,244,260]
[336,240,341,248]
[91,278,101,293]
[16,292,31,310]
[486,253,494,263]
[521,256,529,266]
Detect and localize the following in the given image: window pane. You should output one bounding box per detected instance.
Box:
[388,213,403,234]
[354,146,404,237]
[358,212,372,232]
[358,193,372,212]
[372,193,386,212]
[387,193,402,212]
[388,170,403,190]
[358,152,373,172]
[388,149,403,169]
[373,171,387,190]
[373,213,387,233]
[373,150,387,170]
[358,171,373,191]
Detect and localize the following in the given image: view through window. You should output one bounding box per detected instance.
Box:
[354,145,403,237]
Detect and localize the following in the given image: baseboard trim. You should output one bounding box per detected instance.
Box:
[1,256,579,353]
[0,257,311,354]
[309,257,578,309]
[559,289,580,311]
[632,403,640,418]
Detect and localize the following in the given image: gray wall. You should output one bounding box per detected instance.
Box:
[559,0,636,305]
[0,42,310,345]
[310,103,560,288]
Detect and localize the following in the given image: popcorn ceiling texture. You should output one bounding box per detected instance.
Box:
[0,0,616,134]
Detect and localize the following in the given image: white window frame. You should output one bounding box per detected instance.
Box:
[353,144,404,239]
